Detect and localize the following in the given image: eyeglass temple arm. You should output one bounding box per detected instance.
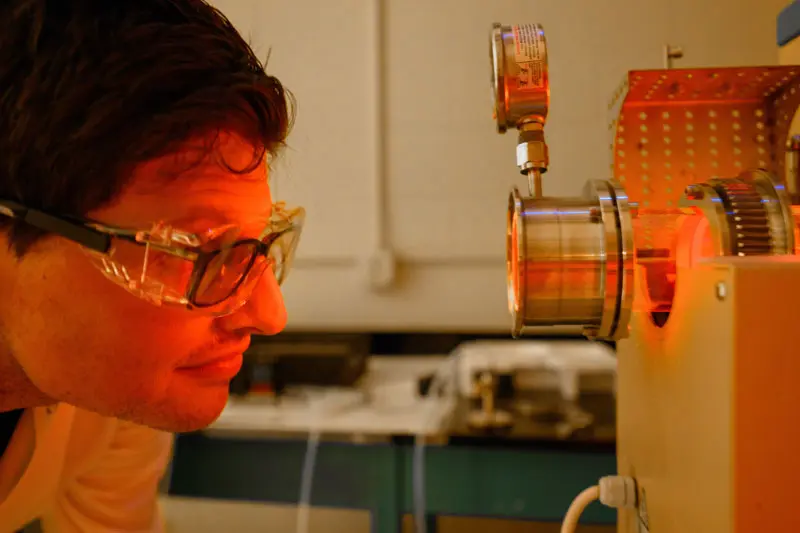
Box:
[0,200,112,253]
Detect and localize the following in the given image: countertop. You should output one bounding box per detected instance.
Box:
[204,347,617,449]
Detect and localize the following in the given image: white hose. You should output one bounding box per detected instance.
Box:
[294,353,459,533]
[296,391,325,533]
[560,485,600,533]
[413,353,459,533]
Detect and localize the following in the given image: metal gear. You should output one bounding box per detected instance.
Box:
[704,171,795,257]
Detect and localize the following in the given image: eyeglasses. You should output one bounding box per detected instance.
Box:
[0,199,305,316]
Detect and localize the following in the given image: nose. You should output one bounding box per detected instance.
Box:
[214,267,287,336]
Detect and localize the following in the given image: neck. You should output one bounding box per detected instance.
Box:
[0,348,54,412]
[0,251,56,412]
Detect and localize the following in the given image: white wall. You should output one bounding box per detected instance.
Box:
[210,0,787,332]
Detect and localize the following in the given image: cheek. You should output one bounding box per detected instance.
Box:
[7,245,215,410]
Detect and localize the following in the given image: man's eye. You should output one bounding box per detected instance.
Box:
[143,249,195,285]
[197,227,243,252]
[146,249,178,268]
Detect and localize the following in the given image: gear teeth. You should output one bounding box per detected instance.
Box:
[717,180,773,257]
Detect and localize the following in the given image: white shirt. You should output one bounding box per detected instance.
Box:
[0,403,172,532]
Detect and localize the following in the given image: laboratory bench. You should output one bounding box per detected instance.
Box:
[167,339,618,533]
[444,392,615,450]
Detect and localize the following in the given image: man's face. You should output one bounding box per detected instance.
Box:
[0,133,288,432]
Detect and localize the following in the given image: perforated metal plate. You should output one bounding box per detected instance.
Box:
[608,66,800,250]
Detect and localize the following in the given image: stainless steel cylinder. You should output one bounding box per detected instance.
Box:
[491,23,549,133]
[507,180,634,340]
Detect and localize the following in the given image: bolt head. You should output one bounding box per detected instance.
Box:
[715,282,727,300]
[685,185,704,200]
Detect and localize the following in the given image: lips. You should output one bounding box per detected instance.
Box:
[176,341,250,382]
[181,349,245,369]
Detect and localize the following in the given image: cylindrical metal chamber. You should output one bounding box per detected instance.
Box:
[506,180,634,339]
[506,170,797,341]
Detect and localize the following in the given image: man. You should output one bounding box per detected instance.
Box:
[0,1,300,530]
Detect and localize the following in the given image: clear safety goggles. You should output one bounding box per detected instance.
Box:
[0,199,305,316]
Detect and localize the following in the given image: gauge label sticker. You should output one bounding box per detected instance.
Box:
[512,24,546,90]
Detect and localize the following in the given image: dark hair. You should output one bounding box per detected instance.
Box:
[0,0,293,256]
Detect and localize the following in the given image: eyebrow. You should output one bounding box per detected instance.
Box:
[174,206,233,227]
[169,204,274,235]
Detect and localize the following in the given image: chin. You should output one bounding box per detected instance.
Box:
[130,385,231,433]
[173,387,231,432]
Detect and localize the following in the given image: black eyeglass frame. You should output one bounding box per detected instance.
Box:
[0,199,302,309]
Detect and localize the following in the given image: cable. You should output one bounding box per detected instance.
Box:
[560,476,637,533]
[412,353,460,533]
[294,353,459,533]
[296,428,320,533]
[560,486,599,533]
[412,431,427,533]
[295,390,325,533]
[294,388,368,533]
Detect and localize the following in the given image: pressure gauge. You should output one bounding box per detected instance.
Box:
[490,23,550,133]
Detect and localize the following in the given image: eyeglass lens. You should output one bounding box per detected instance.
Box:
[191,227,300,307]
[193,241,260,306]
